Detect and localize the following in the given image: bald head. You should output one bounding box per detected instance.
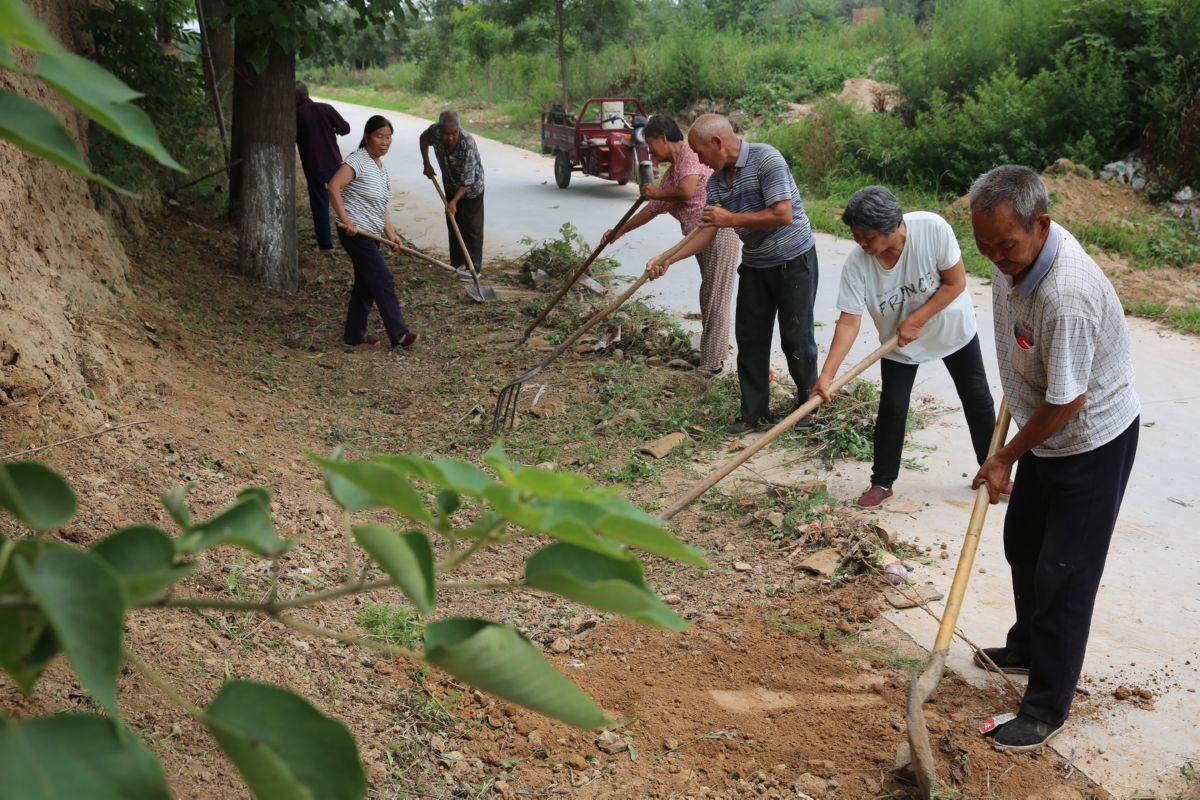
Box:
[687,114,740,171]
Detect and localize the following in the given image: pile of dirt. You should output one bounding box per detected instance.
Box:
[941,160,1155,227]
[1,0,131,428]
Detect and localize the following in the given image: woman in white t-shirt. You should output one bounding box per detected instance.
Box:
[810,185,996,508]
[328,115,418,349]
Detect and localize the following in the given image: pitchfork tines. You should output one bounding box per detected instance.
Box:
[493,366,541,432]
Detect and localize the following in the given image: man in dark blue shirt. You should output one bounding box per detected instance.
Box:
[648,113,819,433]
[295,82,350,251]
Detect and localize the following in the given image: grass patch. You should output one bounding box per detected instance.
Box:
[356,603,424,649]
[1123,300,1200,335]
[1074,216,1200,270]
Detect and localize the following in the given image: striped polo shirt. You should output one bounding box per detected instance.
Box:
[704,140,815,268]
[340,149,390,237]
[991,222,1140,456]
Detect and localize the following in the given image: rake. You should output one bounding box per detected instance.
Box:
[901,398,1011,798]
[493,223,706,433]
[338,225,495,303]
[517,196,645,347]
[658,336,899,520]
[429,177,499,302]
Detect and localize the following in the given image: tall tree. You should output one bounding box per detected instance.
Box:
[224,0,409,292]
[231,19,296,292]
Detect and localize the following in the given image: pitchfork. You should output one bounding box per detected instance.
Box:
[492,223,706,432]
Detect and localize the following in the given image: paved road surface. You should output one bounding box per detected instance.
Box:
[323,99,1200,796]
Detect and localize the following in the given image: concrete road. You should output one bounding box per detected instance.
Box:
[323,99,1200,796]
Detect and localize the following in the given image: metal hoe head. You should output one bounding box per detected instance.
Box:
[901,648,949,798]
[466,280,497,303]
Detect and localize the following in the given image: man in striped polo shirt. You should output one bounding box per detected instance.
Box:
[970,165,1139,751]
[647,113,818,434]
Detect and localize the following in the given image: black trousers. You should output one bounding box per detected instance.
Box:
[338,229,410,346]
[446,191,484,273]
[1004,417,1139,726]
[305,166,337,250]
[872,334,996,487]
[734,246,819,423]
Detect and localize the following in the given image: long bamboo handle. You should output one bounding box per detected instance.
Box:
[337,224,458,275]
[520,196,646,343]
[933,398,1011,651]
[659,336,901,521]
[534,224,707,370]
[428,177,480,275]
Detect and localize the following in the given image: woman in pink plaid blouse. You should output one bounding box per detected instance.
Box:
[603,115,740,374]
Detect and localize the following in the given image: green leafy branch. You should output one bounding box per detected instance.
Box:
[0,442,706,799]
[0,0,181,194]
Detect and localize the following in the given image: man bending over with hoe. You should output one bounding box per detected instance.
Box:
[647,113,818,435]
[970,165,1139,751]
[420,110,486,278]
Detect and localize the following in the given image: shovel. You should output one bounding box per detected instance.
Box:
[336,224,491,302]
[658,336,899,520]
[493,223,706,433]
[429,176,499,302]
[517,196,646,347]
[900,398,1012,798]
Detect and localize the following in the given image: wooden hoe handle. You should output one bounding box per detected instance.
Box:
[659,336,901,521]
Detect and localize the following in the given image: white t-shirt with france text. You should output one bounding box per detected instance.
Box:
[836,211,977,364]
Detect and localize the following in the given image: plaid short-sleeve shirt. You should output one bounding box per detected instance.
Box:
[991,222,1140,456]
[422,124,485,199]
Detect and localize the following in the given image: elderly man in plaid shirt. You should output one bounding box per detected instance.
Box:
[648,113,819,434]
[420,110,486,276]
[969,165,1140,751]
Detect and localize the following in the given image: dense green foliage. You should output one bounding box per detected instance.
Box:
[308,0,1198,199]
[766,0,1200,195]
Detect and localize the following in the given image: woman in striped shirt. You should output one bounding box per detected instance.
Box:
[329,114,419,349]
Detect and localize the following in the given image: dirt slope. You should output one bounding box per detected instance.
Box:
[1,0,131,426]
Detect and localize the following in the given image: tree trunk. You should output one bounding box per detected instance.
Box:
[486,58,493,105]
[232,31,297,293]
[196,0,232,159]
[556,0,567,108]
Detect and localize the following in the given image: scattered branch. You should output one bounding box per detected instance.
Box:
[1,420,152,461]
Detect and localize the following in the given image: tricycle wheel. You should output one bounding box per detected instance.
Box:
[554,152,572,189]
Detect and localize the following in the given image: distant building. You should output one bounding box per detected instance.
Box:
[852,7,885,25]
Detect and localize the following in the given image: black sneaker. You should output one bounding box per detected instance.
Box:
[992,713,1062,752]
[727,418,762,436]
[973,647,1031,676]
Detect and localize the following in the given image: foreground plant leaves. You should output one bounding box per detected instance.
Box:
[16,548,125,719]
[352,526,435,614]
[0,537,61,694]
[206,680,366,800]
[524,543,685,631]
[0,460,76,531]
[424,618,608,729]
[91,525,194,604]
[0,714,171,800]
[179,487,288,557]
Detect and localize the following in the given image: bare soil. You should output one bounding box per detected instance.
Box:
[0,209,1109,800]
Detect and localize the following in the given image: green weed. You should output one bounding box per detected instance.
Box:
[356,603,424,650]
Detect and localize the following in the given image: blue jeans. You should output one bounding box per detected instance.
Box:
[305,166,337,249]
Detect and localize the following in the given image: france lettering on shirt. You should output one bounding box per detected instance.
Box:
[877,270,939,315]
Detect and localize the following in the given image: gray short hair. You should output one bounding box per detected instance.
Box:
[688,113,734,144]
[968,165,1049,229]
[841,185,903,233]
[437,110,460,131]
